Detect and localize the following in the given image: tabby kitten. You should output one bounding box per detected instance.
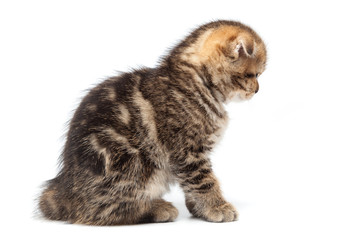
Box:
[39,20,267,225]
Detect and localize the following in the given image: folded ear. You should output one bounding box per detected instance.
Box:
[227,36,256,59]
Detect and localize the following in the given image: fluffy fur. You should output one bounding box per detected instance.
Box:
[39,20,267,225]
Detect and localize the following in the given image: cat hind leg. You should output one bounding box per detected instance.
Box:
[38,184,70,221]
[70,198,178,225]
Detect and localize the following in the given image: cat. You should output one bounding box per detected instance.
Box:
[39,20,267,225]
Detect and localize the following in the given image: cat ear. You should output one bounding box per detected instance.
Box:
[228,37,257,59]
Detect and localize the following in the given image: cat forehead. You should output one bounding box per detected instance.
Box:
[242,58,266,73]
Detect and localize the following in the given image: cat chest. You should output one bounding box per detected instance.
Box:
[206,115,229,147]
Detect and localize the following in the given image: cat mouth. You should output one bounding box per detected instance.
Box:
[239,90,255,99]
[228,91,255,102]
[245,92,255,98]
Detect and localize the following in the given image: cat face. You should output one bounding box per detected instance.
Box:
[227,44,267,101]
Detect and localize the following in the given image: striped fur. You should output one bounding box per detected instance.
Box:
[39,20,267,225]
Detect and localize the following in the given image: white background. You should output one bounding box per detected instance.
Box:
[1,0,359,239]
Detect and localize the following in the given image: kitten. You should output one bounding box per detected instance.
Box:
[39,20,267,225]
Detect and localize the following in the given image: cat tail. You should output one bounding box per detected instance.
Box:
[38,175,70,221]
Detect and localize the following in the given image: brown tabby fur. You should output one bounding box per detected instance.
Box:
[39,20,267,225]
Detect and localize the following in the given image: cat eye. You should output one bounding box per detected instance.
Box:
[244,73,255,78]
[256,73,259,78]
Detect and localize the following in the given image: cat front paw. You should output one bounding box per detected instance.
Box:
[202,202,238,222]
[187,198,238,223]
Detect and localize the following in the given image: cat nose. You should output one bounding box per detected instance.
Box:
[255,85,259,94]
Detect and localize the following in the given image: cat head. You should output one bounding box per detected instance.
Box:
[172,21,267,102]
[200,22,267,101]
